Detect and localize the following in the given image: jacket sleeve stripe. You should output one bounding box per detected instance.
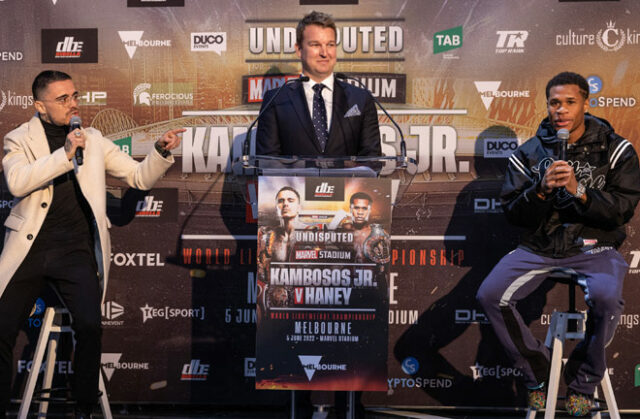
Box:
[610,139,631,170]
[508,154,530,178]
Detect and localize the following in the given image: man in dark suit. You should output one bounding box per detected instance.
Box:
[256,10,381,157]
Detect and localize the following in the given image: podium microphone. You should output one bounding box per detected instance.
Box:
[242,75,309,165]
[70,115,83,166]
[335,73,407,161]
[557,128,570,161]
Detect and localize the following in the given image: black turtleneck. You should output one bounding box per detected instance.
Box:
[31,117,94,251]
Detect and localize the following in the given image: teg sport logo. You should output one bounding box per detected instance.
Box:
[190,32,226,55]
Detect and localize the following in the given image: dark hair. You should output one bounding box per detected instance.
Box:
[350,192,372,205]
[32,70,72,100]
[545,71,589,100]
[276,186,300,201]
[296,11,337,46]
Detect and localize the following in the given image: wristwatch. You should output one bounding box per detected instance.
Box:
[154,141,171,158]
[573,183,586,199]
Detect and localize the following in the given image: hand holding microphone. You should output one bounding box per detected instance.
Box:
[538,128,577,197]
[65,115,85,165]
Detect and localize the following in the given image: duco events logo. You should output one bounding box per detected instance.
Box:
[495,30,528,54]
[585,75,636,108]
[139,304,206,323]
[41,29,98,63]
[181,359,209,381]
[483,138,518,158]
[128,0,184,6]
[556,20,640,52]
[298,355,346,381]
[470,363,522,381]
[474,81,530,111]
[118,31,171,59]
[133,83,193,106]
[191,32,226,55]
[0,89,33,113]
[101,353,149,381]
[433,26,462,59]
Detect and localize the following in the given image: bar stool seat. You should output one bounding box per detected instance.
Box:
[525,272,620,419]
[18,306,112,419]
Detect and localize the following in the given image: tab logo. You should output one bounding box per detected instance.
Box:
[434,26,462,54]
[181,359,210,381]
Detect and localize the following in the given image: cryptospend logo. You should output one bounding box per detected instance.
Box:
[587,75,603,94]
[585,75,636,108]
[401,357,419,375]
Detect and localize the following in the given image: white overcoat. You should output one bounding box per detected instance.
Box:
[0,115,173,301]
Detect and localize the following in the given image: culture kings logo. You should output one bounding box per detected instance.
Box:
[298,355,346,381]
[140,304,206,323]
[41,29,98,63]
[556,20,640,52]
[495,30,528,54]
[190,32,226,55]
[101,353,149,381]
[474,81,530,111]
[133,83,193,106]
[0,89,33,112]
[180,359,210,381]
[118,31,171,59]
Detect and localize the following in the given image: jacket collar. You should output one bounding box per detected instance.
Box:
[26,114,51,160]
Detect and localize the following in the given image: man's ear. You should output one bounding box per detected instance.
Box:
[34,100,46,115]
[295,43,302,59]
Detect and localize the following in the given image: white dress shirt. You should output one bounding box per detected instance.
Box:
[302,73,334,131]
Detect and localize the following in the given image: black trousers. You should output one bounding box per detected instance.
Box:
[0,241,102,412]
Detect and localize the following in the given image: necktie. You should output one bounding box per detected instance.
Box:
[312,83,329,152]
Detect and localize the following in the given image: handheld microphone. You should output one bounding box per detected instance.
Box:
[557,128,569,161]
[70,115,83,166]
[335,73,407,161]
[242,75,310,164]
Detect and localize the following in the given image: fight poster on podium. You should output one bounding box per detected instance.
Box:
[255,176,391,391]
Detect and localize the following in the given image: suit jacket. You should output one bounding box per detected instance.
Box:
[0,115,173,301]
[256,78,381,157]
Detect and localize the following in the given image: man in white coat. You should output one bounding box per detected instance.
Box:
[0,70,183,419]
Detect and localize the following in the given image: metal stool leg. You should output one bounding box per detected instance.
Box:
[18,307,56,419]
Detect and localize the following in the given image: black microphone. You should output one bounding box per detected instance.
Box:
[557,128,569,161]
[70,115,83,166]
[335,73,407,161]
[242,75,310,163]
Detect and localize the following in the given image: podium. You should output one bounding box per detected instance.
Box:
[233,154,416,419]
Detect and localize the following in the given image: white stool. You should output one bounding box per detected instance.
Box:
[526,278,620,419]
[18,307,112,419]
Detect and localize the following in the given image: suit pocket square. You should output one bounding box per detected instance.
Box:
[344,104,361,118]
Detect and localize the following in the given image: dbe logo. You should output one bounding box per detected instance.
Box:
[433,26,462,55]
[495,30,528,54]
[484,138,518,158]
[191,32,227,55]
[181,359,210,381]
[305,178,344,201]
[41,29,98,63]
[133,188,177,221]
[136,195,163,217]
